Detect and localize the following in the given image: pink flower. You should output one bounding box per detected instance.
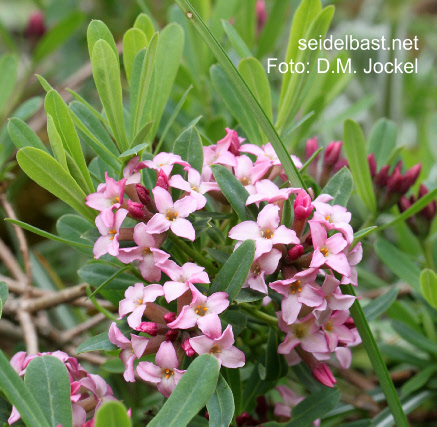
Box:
[123,155,142,185]
[244,249,282,294]
[203,131,238,172]
[322,310,356,352]
[246,180,298,206]
[313,274,356,325]
[341,242,363,286]
[137,341,186,398]
[117,223,170,282]
[270,269,323,325]
[277,313,329,354]
[233,155,270,194]
[309,221,351,277]
[274,386,304,420]
[119,283,164,329]
[80,374,116,409]
[229,204,299,258]
[141,152,189,176]
[93,209,128,259]
[169,167,219,209]
[85,172,126,227]
[294,189,314,220]
[168,284,229,332]
[159,260,210,302]
[108,323,149,382]
[145,187,197,241]
[189,325,245,368]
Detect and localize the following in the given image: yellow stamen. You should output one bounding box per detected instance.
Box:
[321,248,329,257]
[210,345,221,354]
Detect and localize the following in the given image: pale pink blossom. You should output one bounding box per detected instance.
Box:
[117,223,170,282]
[85,172,126,227]
[246,180,298,206]
[137,341,186,398]
[229,204,299,258]
[341,242,363,286]
[118,283,164,329]
[145,187,197,241]
[189,325,245,368]
[93,209,128,259]
[274,386,304,420]
[312,201,353,243]
[141,152,189,176]
[244,249,282,294]
[322,310,356,352]
[233,155,270,194]
[123,155,142,185]
[168,284,229,333]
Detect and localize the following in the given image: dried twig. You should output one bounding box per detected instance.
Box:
[59,313,107,345]
[0,239,26,283]
[17,310,38,354]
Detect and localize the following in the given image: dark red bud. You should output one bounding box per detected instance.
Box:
[136,184,151,205]
[419,184,428,199]
[26,11,46,39]
[288,244,304,261]
[127,200,147,220]
[367,153,377,178]
[255,395,268,420]
[181,339,196,357]
[387,167,402,193]
[165,329,179,342]
[305,137,319,160]
[398,196,411,213]
[324,141,342,166]
[163,312,177,324]
[399,164,421,194]
[138,322,158,336]
[376,165,390,187]
[156,170,169,190]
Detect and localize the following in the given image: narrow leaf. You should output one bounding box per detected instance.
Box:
[95,401,132,427]
[368,118,397,169]
[47,114,67,169]
[210,239,255,301]
[87,20,119,65]
[0,282,8,319]
[362,287,398,321]
[129,121,153,150]
[392,320,437,357]
[206,374,234,427]
[8,118,49,153]
[420,268,437,309]
[321,167,354,207]
[173,126,204,173]
[123,28,148,83]
[0,54,18,115]
[222,20,252,58]
[134,13,154,40]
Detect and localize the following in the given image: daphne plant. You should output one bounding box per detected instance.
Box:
[3,0,436,426]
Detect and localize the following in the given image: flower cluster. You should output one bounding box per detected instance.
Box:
[85,127,362,397]
[8,351,118,427]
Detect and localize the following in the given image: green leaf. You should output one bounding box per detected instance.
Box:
[0,282,8,319]
[56,214,94,250]
[222,20,252,58]
[392,320,437,356]
[173,126,204,173]
[343,119,377,213]
[264,328,288,381]
[119,143,149,159]
[24,356,72,427]
[0,54,18,116]
[148,354,220,427]
[210,240,255,301]
[8,117,49,153]
[321,167,354,207]
[401,366,436,397]
[87,266,131,299]
[35,74,53,92]
[379,188,437,231]
[16,148,95,222]
[95,401,132,427]
[77,320,131,354]
[367,118,397,169]
[6,218,93,249]
[206,374,234,427]
[47,114,67,169]
[45,90,94,193]
[87,20,119,66]
[420,269,437,309]
[130,33,158,137]
[33,12,84,64]
[234,288,265,303]
[276,5,334,133]
[134,13,154,40]
[362,287,398,321]
[342,285,409,427]
[175,0,306,190]
[67,89,106,123]
[375,238,421,290]
[91,39,128,152]
[351,226,377,249]
[129,121,153,150]
[69,101,121,171]
[123,28,148,84]
[238,57,272,122]
[211,164,257,221]
[142,23,184,142]
[287,388,339,427]
[0,351,50,427]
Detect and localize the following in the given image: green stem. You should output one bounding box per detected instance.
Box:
[175,0,307,191]
[168,233,219,275]
[240,303,278,328]
[342,284,408,426]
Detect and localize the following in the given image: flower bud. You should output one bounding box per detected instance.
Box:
[181,339,196,357]
[163,312,177,324]
[136,184,151,205]
[375,165,390,187]
[398,196,411,213]
[25,11,46,39]
[165,329,179,342]
[256,0,267,33]
[387,166,402,193]
[305,137,319,160]
[287,244,304,262]
[156,170,169,190]
[138,322,158,336]
[127,200,148,221]
[311,363,337,388]
[399,164,421,194]
[324,141,342,166]
[367,153,377,178]
[294,190,313,220]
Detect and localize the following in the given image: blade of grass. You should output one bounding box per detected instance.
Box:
[175,0,306,190]
[342,284,408,426]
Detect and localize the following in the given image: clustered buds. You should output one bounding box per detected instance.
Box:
[81,127,362,403]
[8,351,120,426]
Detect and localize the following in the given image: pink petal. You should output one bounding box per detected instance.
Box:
[298,286,324,307]
[301,332,329,353]
[93,235,112,259]
[281,294,302,325]
[219,346,245,368]
[326,253,351,276]
[157,376,177,398]
[309,221,327,249]
[229,221,261,241]
[120,350,136,382]
[326,233,347,254]
[117,246,144,264]
[153,187,174,214]
[170,218,195,241]
[163,281,190,302]
[138,254,162,282]
[145,213,170,234]
[168,174,191,192]
[167,305,198,329]
[206,292,229,314]
[119,299,137,318]
[257,204,280,230]
[131,334,149,358]
[155,341,179,369]
[136,361,161,382]
[335,347,352,369]
[217,324,235,349]
[108,323,131,349]
[127,305,146,329]
[271,225,299,245]
[198,313,222,335]
[133,222,156,247]
[189,335,214,355]
[174,196,198,217]
[143,284,165,302]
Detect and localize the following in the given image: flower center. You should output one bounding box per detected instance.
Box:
[294,327,305,339]
[143,247,151,254]
[137,299,143,306]
[241,176,251,185]
[194,304,208,316]
[321,247,329,257]
[163,368,174,379]
[261,229,273,239]
[325,215,331,222]
[210,345,221,354]
[252,264,261,276]
[325,322,333,331]
[290,280,302,294]
[109,229,116,240]
[166,210,178,221]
